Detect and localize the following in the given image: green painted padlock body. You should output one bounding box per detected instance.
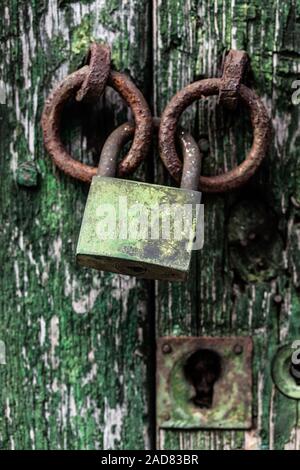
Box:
[76,176,202,281]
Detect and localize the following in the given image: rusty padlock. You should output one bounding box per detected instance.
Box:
[76,120,202,281]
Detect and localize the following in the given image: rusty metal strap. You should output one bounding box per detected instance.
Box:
[219,50,249,110]
[76,43,111,103]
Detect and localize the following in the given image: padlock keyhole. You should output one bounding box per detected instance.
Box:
[184,349,222,409]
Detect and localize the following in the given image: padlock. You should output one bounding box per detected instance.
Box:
[76,124,202,281]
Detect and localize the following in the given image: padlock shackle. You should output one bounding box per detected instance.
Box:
[98,118,202,190]
[98,119,161,177]
[97,122,135,177]
[178,130,202,191]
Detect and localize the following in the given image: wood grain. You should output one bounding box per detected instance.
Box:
[0,0,299,450]
[154,0,300,450]
[0,0,152,450]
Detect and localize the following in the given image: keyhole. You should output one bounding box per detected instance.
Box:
[183,349,222,408]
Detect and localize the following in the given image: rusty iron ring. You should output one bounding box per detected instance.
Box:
[159,78,270,192]
[41,67,152,183]
[99,117,202,189]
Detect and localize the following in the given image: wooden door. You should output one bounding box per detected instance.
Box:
[0,0,299,450]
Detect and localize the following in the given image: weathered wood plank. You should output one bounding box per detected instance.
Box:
[0,0,299,451]
[154,0,300,450]
[0,0,152,450]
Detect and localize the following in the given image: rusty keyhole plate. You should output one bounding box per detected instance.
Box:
[157,336,253,429]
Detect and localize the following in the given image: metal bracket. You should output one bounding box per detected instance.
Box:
[219,49,249,110]
[157,336,253,429]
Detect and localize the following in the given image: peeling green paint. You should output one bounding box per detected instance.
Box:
[0,0,152,450]
[0,0,299,451]
[155,0,300,451]
[70,13,96,65]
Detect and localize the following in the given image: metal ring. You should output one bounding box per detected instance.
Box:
[99,117,202,189]
[159,78,270,192]
[41,67,152,183]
